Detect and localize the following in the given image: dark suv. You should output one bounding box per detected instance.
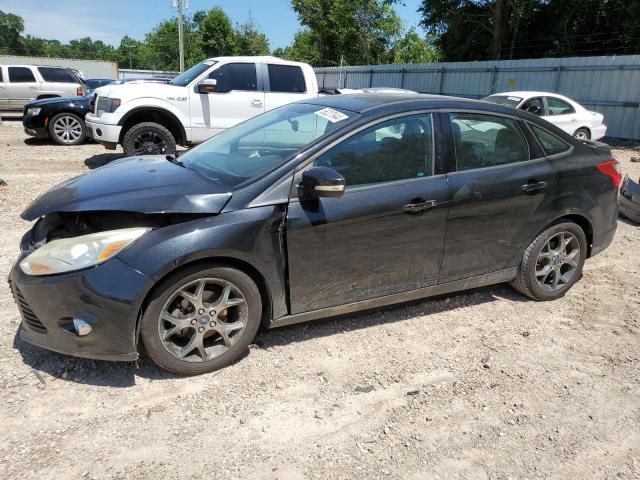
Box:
[10,94,620,375]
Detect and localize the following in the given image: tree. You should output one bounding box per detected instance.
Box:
[199,7,235,57]
[234,17,270,56]
[116,36,144,69]
[0,10,24,54]
[291,0,403,66]
[278,29,321,64]
[391,29,440,64]
[140,15,205,71]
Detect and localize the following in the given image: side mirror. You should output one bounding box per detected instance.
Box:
[301,166,345,198]
[197,78,217,94]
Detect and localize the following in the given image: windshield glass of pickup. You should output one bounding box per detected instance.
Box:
[180,103,358,187]
[169,61,216,87]
[483,95,523,107]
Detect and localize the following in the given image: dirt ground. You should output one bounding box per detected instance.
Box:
[0,117,639,480]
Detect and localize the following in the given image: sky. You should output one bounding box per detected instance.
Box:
[2,0,425,50]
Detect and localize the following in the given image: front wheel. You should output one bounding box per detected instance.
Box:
[511,222,587,301]
[140,265,262,375]
[122,122,176,157]
[48,113,86,145]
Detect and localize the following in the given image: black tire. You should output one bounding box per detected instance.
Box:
[140,265,262,375]
[122,121,176,157]
[511,222,587,301]
[573,128,590,140]
[48,112,86,145]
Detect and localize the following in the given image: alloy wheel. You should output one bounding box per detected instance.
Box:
[53,115,83,144]
[158,278,247,363]
[534,231,580,293]
[132,131,168,155]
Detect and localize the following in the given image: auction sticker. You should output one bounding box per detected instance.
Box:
[315,107,349,123]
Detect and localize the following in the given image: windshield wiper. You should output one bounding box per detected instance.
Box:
[166,154,186,167]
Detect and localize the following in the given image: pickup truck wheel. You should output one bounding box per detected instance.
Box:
[48,113,86,145]
[122,122,176,156]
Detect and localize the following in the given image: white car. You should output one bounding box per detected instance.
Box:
[483,91,606,141]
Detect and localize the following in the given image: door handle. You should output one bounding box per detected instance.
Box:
[403,199,437,213]
[521,181,547,194]
[250,99,263,107]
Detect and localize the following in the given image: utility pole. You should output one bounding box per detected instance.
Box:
[172,0,189,72]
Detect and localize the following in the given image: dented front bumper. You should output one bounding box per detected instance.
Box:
[9,253,148,362]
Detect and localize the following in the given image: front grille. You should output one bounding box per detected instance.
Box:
[89,93,97,115]
[10,283,48,333]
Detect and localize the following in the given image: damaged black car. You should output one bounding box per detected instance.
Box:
[10,95,620,375]
[619,174,640,224]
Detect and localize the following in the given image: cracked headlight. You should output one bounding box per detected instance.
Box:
[20,227,148,276]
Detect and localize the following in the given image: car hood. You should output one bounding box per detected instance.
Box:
[22,156,233,220]
[26,96,91,108]
[95,82,184,100]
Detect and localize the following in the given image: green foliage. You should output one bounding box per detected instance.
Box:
[0,10,24,54]
[277,30,321,64]
[419,0,640,61]
[198,7,236,57]
[391,28,440,64]
[233,18,270,56]
[290,0,404,66]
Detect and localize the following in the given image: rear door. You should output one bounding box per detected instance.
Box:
[7,66,39,109]
[262,63,309,111]
[542,96,578,135]
[438,111,557,283]
[286,112,450,314]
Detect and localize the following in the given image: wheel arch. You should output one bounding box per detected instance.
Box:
[538,213,594,258]
[36,94,60,101]
[118,107,187,145]
[134,256,274,344]
[573,126,591,138]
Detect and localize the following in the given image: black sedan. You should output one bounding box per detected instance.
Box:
[23,95,92,145]
[10,94,620,375]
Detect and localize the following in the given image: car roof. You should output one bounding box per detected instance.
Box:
[490,91,570,99]
[208,55,309,67]
[302,93,520,115]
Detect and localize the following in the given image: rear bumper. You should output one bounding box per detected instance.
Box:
[9,255,148,362]
[591,125,607,141]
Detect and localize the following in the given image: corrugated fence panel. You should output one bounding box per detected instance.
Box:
[0,55,118,78]
[316,55,640,139]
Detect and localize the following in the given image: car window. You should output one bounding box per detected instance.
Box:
[546,97,575,116]
[521,97,543,116]
[267,64,306,93]
[209,63,257,93]
[37,67,77,83]
[451,113,529,171]
[0,68,3,82]
[314,114,433,188]
[530,124,571,156]
[483,95,522,108]
[8,67,36,83]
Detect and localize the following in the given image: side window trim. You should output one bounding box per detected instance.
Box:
[447,111,532,173]
[290,110,439,198]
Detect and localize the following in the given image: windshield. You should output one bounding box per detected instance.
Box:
[180,103,358,187]
[483,95,523,108]
[170,60,216,87]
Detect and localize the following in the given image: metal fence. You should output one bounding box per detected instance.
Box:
[118,68,179,80]
[0,55,118,79]
[315,55,640,140]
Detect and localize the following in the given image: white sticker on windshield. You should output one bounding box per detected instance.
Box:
[507,96,522,102]
[315,107,349,123]
[204,60,216,65]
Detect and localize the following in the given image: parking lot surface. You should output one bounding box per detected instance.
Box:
[0,118,639,479]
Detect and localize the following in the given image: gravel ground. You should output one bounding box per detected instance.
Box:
[0,118,639,480]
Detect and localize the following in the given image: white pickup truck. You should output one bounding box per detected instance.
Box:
[85,56,319,156]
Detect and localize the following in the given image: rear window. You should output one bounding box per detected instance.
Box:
[268,64,306,93]
[483,95,522,108]
[8,67,36,83]
[38,67,79,83]
[530,124,571,156]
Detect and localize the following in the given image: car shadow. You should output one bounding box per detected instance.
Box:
[84,152,125,169]
[11,283,526,387]
[254,283,528,350]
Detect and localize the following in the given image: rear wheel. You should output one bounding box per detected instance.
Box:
[48,113,86,145]
[140,265,262,375]
[511,222,587,301]
[122,122,176,157]
[573,128,590,140]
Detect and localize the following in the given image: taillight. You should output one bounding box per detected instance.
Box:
[596,159,622,188]
[77,86,84,96]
